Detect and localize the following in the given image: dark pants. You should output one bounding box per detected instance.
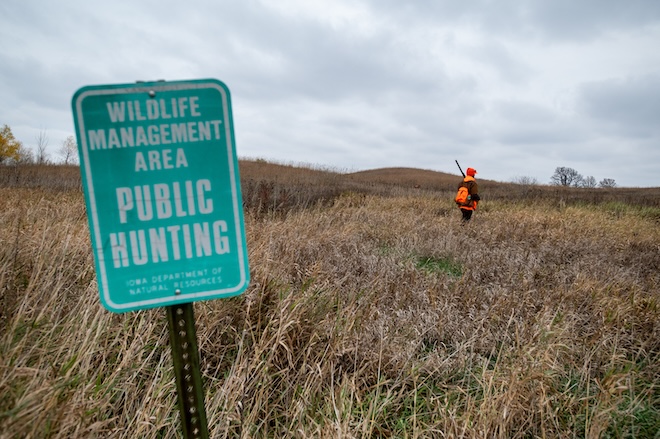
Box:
[460,209,473,222]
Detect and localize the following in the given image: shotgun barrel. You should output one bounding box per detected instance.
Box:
[455,160,466,178]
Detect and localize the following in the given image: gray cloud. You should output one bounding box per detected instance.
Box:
[366,0,660,40]
[578,74,660,138]
[1,0,659,187]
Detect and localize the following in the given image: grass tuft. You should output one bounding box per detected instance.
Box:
[415,255,463,277]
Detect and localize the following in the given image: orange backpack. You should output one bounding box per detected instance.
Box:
[455,186,471,206]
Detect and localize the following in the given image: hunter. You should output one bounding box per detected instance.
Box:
[456,167,480,222]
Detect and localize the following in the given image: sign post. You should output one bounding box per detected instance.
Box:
[167,302,209,438]
[72,79,249,437]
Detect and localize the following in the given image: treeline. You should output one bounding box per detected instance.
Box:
[550,166,616,188]
[0,124,78,166]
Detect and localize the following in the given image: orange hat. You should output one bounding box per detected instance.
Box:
[466,167,477,176]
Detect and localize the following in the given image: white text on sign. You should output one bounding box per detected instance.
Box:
[96,93,234,269]
[87,96,223,150]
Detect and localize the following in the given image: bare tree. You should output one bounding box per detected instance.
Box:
[550,167,583,187]
[599,178,617,188]
[35,130,49,164]
[512,175,539,186]
[15,143,34,164]
[582,176,597,188]
[58,136,78,165]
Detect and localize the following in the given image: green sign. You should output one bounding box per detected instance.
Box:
[72,79,249,313]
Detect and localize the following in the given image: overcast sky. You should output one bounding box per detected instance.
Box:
[2,0,659,187]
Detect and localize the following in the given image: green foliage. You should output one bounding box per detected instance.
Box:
[597,201,660,221]
[415,255,463,277]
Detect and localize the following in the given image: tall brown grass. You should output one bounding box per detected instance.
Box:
[1,162,658,438]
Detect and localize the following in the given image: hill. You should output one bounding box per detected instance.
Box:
[347,167,461,189]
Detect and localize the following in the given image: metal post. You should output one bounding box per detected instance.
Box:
[166,302,209,439]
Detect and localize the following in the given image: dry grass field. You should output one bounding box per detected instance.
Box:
[1,162,659,438]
